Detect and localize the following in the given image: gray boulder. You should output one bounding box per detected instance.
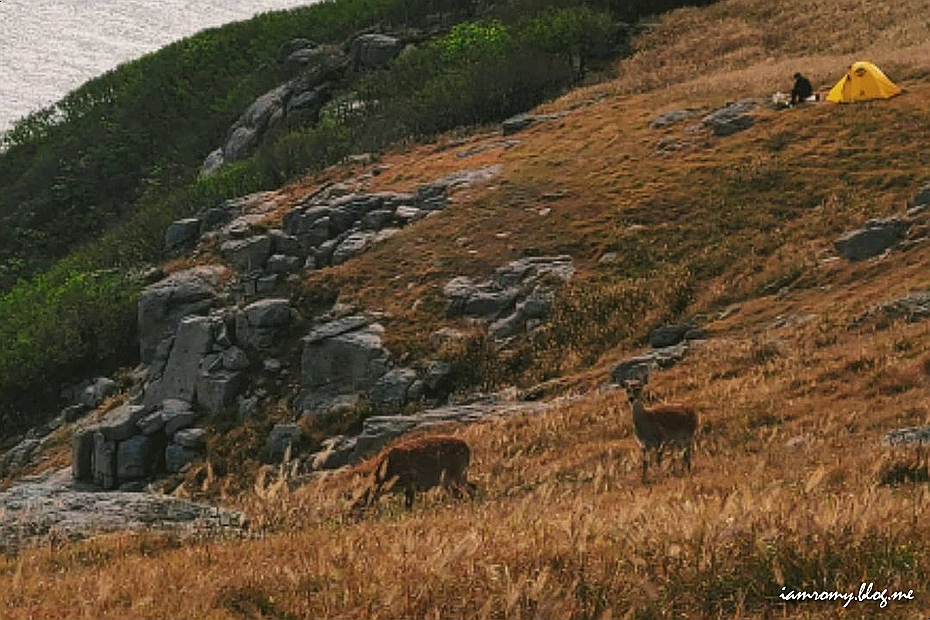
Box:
[174,428,208,450]
[163,408,197,438]
[72,430,96,482]
[276,38,316,65]
[502,113,536,135]
[80,377,117,408]
[649,324,692,348]
[266,424,302,461]
[835,218,908,260]
[200,148,225,178]
[221,235,273,271]
[332,231,375,265]
[911,181,930,207]
[165,218,201,253]
[350,34,403,69]
[138,266,222,364]
[165,443,199,473]
[144,316,214,409]
[299,322,390,412]
[93,432,118,490]
[489,311,526,340]
[883,425,930,447]
[702,100,756,136]
[650,108,699,128]
[267,254,302,274]
[196,370,246,415]
[116,435,152,481]
[611,343,690,384]
[235,299,292,351]
[360,209,394,230]
[370,368,417,407]
[94,403,148,442]
[269,230,303,257]
[221,346,250,371]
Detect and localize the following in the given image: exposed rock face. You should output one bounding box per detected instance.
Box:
[144,316,214,408]
[235,298,293,351]
[308,389,592,470]
[138,266,224,364]
[266,424,302,461]
[350,34,403,69]
[884,425,930,447]
[501,112,566,136]
[444,256,575,339]
[702,100,756,136]
[369,368,418,406]
[649,323,704,348]
[165,218,202,253]
[299,319,390,412]
[611,343,690,384]
[202,46,348,175]
[834,217,908,260]
[0,468,244,552]
[854,290,930,326]
[221,235,273,271]
[910,180,930,207]
[80,377,117,408]
[650,108,699,128]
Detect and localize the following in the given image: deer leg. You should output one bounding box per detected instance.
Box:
[684,443,693,472]
[641,446,649,483]
[404,487,415,509]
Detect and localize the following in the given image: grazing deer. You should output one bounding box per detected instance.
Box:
[621,373,698,483]
[351,435,476,515]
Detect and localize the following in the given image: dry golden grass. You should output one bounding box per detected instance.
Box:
[3,1,930,617]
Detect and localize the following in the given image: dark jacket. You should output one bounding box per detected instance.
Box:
[791,75,813,103]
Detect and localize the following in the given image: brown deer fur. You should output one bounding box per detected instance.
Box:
[623,378,698,483]
[351,435,476,515]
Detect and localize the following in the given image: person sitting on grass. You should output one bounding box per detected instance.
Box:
[791,72,813,105]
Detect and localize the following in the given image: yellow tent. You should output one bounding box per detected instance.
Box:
[826,61,901,103]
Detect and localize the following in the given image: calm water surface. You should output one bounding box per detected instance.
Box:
[0,0,316,133]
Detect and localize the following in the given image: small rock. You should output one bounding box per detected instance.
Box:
[165,443,199,473]
[266,254,302,274]
[173,428,208,450]
[834,217,908,261]
[165,218,201,253]
[266,424,301,461]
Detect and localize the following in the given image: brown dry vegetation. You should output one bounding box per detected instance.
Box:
[3,1,930,618]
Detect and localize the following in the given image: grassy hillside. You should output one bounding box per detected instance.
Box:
[2,0,930,618]
[0,0,630,427]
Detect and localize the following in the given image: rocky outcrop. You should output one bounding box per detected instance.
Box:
[308,389,597,471]
[138,266,225,364]
[298,318,390,413]
[0,468,243,552]
[501,112,566,136]
[650,108,699,128]
[853,290,930,327]
[72,398,206,489]
[649,323,704,348]
[444,256,575,339]
[910,180,930,208]
[834,217,908,261]
[349,34,403,69]
[201,45,349,176]
[702,100,756,136]
[883,425,930,447]
[611,343,690,384]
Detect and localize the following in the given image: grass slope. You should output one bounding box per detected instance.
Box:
[2,1,930,618]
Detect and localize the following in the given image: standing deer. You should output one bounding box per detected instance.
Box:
[351,435,477,516]
[621,373,698,483]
